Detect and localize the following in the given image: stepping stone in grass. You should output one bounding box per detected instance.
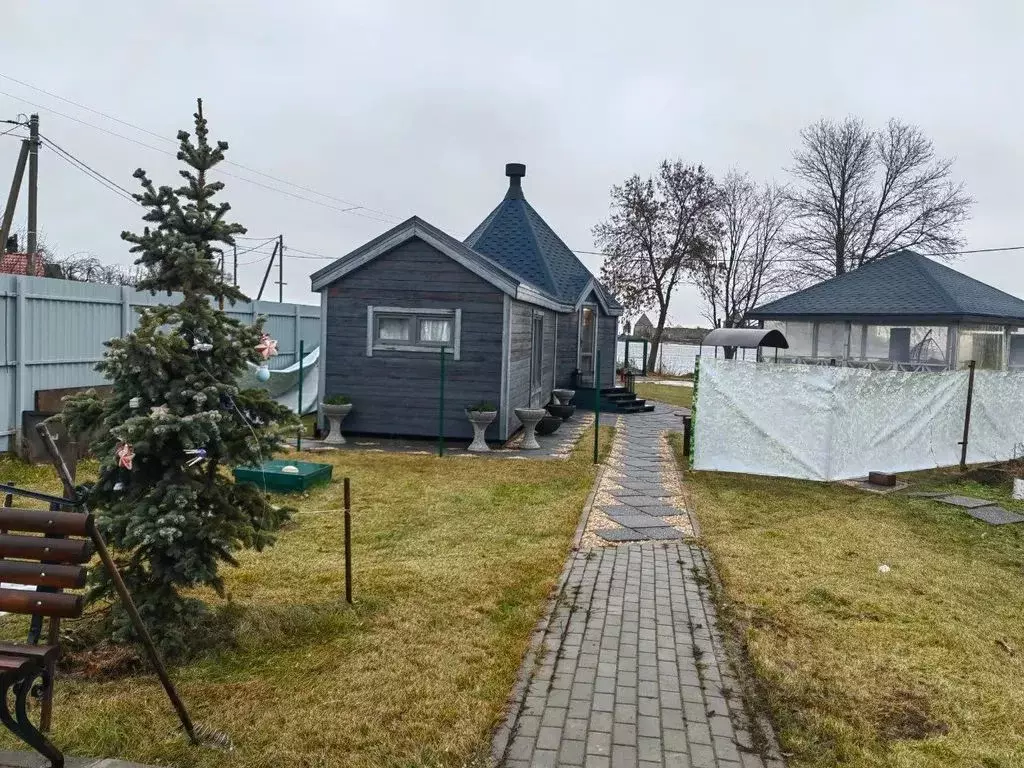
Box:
[596,527,650,542]
[937,495,998,509]
[965,506,1024,525]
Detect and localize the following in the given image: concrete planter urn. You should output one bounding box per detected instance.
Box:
[514,407,548,450]
[552,388,575,405]
[546,403,576,421]
[321,402,352,445]
[465,408,497,452]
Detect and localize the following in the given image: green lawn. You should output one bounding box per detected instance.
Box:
[635,382,692,409]
[679,461,1024,768]
[0,426,613,768]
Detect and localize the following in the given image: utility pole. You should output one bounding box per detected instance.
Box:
[26,114,39,275]
[233,243,238,287]
[0,138,29,256]
[277,234,284,302]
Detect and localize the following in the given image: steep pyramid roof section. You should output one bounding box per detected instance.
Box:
[748,250,1024,322]
[466,164,617,308]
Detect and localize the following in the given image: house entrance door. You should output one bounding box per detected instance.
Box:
[579,306,597,386]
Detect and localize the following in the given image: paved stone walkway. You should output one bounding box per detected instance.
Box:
[495,408,782,768]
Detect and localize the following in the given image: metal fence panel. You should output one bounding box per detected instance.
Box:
[0,274,319,451]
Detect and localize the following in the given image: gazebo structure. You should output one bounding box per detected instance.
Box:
[746,250,1024,371]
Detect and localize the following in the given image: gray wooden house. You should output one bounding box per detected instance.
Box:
[311,163,641,442]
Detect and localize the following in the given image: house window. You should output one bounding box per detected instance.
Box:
[958,324,1004,370]
[366,306,462,359]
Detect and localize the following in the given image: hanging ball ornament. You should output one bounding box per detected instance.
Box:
[256,364,271,382]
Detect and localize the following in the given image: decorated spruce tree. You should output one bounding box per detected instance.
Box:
[63,100,295,655]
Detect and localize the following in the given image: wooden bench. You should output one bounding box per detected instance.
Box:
[0,494,93,768]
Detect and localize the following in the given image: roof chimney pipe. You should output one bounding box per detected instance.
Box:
[505,163,526,200]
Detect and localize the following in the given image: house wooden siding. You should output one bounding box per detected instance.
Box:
[323,237,504,440]
[504,300,557,437]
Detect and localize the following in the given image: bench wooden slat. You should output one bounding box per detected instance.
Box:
[0,588,83,619]
[0,534,93,564]
[0,643,58,662]
[0,561,86,589]
[0,656,33,672]
[0,508,91,537]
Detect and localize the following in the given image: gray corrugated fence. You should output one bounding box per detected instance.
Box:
[0,274,319,451]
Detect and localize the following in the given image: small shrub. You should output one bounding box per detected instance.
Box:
[323,394,351,405]
[467,401,497,413]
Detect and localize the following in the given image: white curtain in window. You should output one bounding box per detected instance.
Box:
[419,319,452,343]
[378,317,411,341]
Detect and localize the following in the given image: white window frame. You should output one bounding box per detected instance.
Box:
[366,306,461,360]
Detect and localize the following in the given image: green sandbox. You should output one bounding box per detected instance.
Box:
[233,459,333,493]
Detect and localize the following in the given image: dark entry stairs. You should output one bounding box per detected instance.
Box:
[574,386,655,414]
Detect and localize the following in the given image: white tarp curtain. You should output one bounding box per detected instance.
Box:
[693,359,1024,481]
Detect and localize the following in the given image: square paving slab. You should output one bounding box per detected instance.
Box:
[596,527,650,542]
[965,506,1024,525]
[638,505,684,517]
[607,513,672,529]
[640,526,685,540]
[937,495,999,509]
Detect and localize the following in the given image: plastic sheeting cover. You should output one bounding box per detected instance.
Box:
[238,345,320,415]
[693,359,1024,481]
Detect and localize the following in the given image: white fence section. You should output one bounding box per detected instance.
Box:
[693,358,1024,481]
[0,274,320,451]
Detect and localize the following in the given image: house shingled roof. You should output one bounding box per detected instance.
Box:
[747,250,1024,323]
[465,164,621,310]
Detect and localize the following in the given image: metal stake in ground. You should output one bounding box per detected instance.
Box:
[438,346,446,457]
[297,339,304,451]
[344,477,353,604]
[593,350,601,464]
[960,359,977,470]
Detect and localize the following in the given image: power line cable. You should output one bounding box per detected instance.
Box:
[40,134,139,202]
[43,140,138,205]
[0,74,401,223]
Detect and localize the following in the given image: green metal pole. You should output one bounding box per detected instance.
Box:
[438,346,446,457]
[625,338,630,372]
[593,350,601,464]
[643,340,648,376]
[689,355,700,465]
[296,340,304,451]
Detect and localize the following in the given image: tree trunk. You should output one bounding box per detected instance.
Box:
[647,303,670,372]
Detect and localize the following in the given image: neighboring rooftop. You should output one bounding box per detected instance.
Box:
[747,250,1024,323]
[466,163,618,308]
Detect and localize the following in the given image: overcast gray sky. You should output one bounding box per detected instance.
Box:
[1,1,1020,325]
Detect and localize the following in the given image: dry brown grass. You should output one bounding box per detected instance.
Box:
[0,426,613,767]
[679,462,1024,768]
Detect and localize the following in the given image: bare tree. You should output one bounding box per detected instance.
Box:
[594,160,719,369]
[44,251,144,285]
[694,173,790,356]
[788,117,972,281]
